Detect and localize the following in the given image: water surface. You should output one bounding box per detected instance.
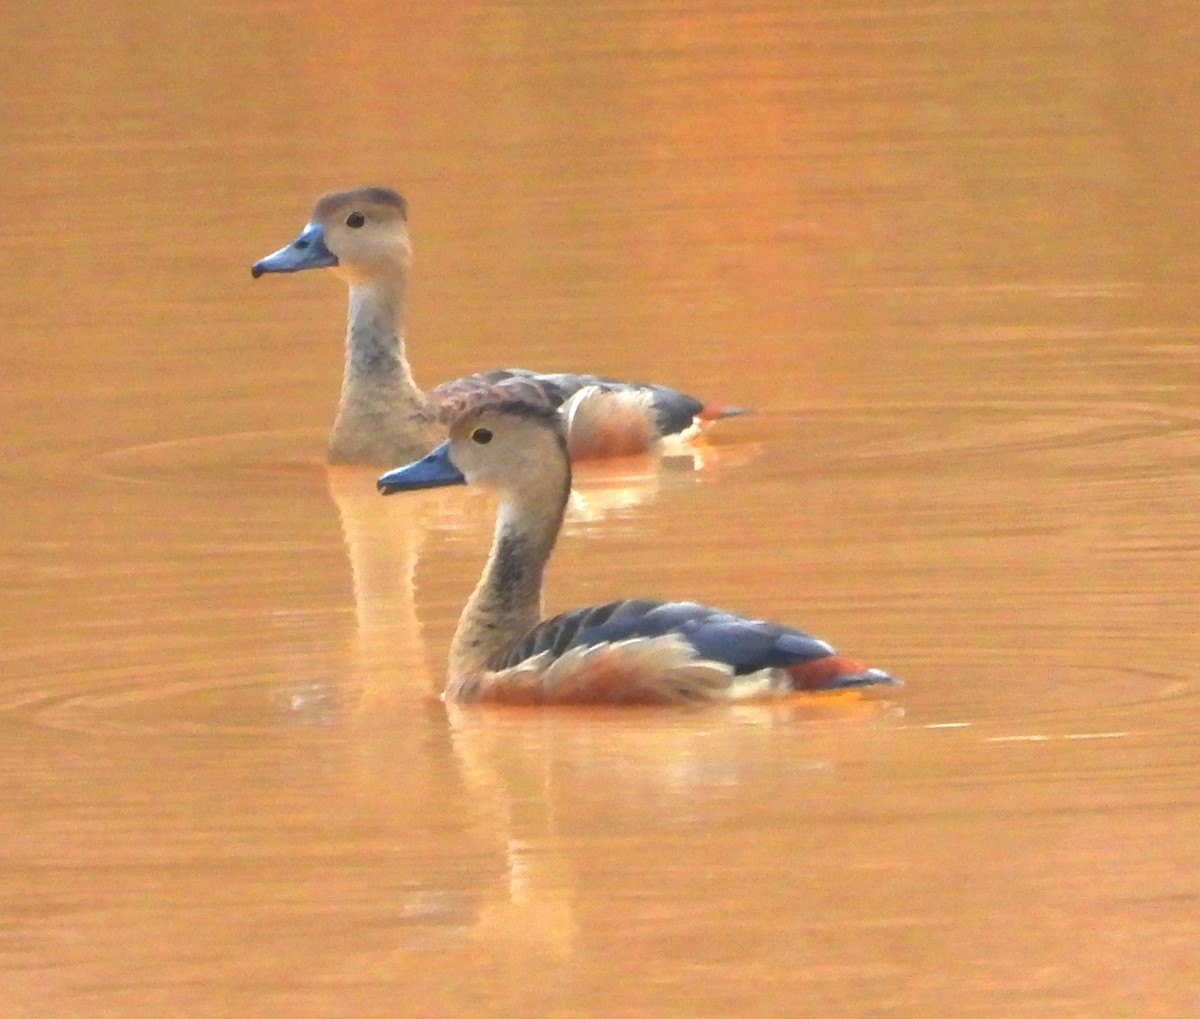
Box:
[2,2,1198,1016]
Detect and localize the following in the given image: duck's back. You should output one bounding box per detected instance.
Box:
[431,369,722,448]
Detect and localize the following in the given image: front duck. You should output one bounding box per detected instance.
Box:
[252,187,739,466]
[376,391,898,705]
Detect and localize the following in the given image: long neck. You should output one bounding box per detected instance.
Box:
[448,480,569,687]
[329,276,434,464]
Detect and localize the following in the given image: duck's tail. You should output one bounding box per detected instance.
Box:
[697,404,749,422]
[785,655,900,692]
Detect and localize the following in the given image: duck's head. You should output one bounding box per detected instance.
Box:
[251,187,411,284]
[377,397,569,498]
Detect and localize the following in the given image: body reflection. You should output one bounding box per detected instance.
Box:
[325,464,439,715]
[323,444,795,985]
[440,698,898,975]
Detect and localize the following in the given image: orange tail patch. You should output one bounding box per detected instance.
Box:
[784,655,871,692]
[697,404,747,422]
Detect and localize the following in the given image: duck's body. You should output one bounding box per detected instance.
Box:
[251,187,738,465]
[377,394,897,706]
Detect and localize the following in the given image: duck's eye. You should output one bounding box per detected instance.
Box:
[345,212,366,228]
[470,427,493,445]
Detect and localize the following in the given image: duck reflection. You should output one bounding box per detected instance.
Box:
[431,695,899,971]
[321,425,784,974]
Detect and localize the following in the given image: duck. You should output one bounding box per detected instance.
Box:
[376,392,898,705]
[251,187,740,465]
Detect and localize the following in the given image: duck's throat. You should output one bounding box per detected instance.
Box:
[330,279,431,464]
[344,280,403,372]
[450,498,564,680]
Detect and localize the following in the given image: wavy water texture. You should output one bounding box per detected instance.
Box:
[0,1,1198,1017]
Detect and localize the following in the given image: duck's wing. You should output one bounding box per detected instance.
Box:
[503,370,713,437]
[430,369,740,451]
[480,599,896,704]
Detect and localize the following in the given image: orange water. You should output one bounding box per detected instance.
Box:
[2,2,1198,1016]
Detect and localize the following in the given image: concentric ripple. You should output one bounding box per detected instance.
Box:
[0,623,357,736]
[763,397,1200,477]
[92,427,330,490]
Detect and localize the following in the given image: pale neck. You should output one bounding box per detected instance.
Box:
[329,275,433,464]
[345,278,401,365]
[449,481,569,683]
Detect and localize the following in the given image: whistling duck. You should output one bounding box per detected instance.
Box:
[376,392,897,705]
[251,187,739,465]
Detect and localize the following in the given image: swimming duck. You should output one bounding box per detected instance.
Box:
[376,393,897,705]
[251,187,739,465]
